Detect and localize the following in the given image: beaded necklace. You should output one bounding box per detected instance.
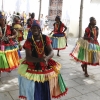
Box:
[91,26,96,38]
[32,34,44,54]
[55,22,60,30]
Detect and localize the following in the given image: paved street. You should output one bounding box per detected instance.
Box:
[1,38,100,100]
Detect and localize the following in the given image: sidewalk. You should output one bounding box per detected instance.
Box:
[0,38,100,100]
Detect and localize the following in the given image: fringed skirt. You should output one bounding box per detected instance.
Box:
[18,59,68,100]
[50,33,67,50]
[0,45,21,72]
[70,38,100,65]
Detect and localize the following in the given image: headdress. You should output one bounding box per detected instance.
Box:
[32,20,41,29]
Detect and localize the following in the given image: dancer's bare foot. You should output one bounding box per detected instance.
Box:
[84,73,89,77]
[57,54,60,57]
[8,71,11,73]
[81,64,85,72]
[0,71,1,79]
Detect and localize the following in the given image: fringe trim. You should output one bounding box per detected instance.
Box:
[53,47,66,50]
[19,96,27,99]
[18,63,61,83]
[52,88,68,98]
[19,88,68,99]
[0,66,18,72]
[70,53,99,66]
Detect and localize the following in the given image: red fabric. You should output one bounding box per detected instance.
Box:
[46,36,52,46]
[1,25,15,45]
[27,18,35,28]
[18,37,23,42]
[23,36,52,69]
[23,36,51,49]
[85,27,99,45]
[23,40,31,50]
[6,25,11,35]
[54,23,64,33]
[52,88,68,98]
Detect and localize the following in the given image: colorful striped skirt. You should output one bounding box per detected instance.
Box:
[70,38,100,65]
[50,33,67,50]
[18,59,68,100]
[0,44,21,72]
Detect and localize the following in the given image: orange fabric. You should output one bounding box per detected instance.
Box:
[49,77,62,97]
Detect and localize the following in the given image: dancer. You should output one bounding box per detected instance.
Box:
[18,20,68,100]
[13,17,24,50]
[27,13,35,28]
[0,14,20,77]
[26,13,35,39]
[50,16,67,56]
[70,17,99,77]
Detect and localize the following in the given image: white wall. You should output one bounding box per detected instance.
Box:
[0,0,40,19]
[0,0,49,20]
[1,0,100,39]
[41,0,49,18]
[62,0,100,38]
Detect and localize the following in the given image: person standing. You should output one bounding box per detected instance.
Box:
[40,14,44,32]
[50,16,67,56]
[13,17,24,51]
[0,14,20,77]
[70,17,99,77]
[18,20,68,100]
[27,13,35,29]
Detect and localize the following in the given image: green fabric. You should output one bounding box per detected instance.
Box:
[18,64,28,75]
[23,29,28,39]
[58,74,67,92]
[58,37,66,49]
[78,47,84,60]
[0,53,9,69]
[96,45,100,51]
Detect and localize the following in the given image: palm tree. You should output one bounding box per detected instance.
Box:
[79,0,84,38]
[38,0,42,21]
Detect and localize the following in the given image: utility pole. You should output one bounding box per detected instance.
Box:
[2,0,3,11]
[38,0,42,21]
[79,0,83,38]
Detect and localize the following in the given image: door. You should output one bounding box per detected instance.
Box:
[48,0,63,20]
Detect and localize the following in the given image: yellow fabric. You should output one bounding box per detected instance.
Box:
[14,24,23,38]
[14,24,22,29]
[5,52,15,68]
[5,50,19,68]
[18,62,61,83]
[11,50,19,66]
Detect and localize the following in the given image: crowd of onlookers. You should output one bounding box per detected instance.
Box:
[0,11,31,26]
[0,10,49,32]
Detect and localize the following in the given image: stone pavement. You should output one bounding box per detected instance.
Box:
[1,38,100,100]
